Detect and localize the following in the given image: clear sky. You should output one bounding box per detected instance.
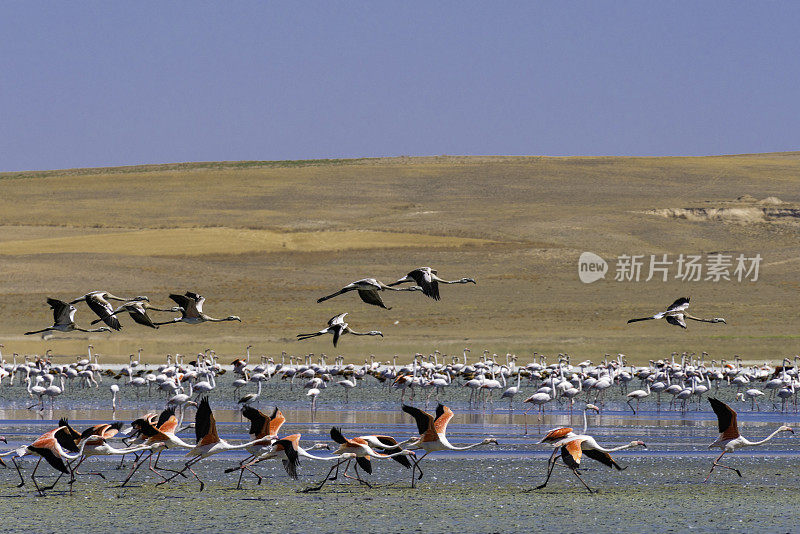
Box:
[1,1,799,171]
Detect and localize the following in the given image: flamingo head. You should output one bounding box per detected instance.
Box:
[713,318,727,324]
[631,440,647,449]
[780,426,794,434]
[586,403,600,413]
[483,437,499,445]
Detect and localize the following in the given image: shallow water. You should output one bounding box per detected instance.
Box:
[2,377,799,532]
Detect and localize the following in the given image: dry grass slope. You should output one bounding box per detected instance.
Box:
[0,154,798,364]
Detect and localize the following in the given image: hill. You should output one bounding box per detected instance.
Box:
[1,153,798,364]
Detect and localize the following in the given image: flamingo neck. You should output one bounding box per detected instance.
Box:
[743,427,789,447]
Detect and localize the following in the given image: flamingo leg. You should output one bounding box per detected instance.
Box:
[410,451,428,488]
[152,450,187,476]
[158,456,204,490]
[345,462,371,487]
[301,457,348,492]
[30,457,45,495]
[68,456,106,482]
[704,451,741,481]
[12,457,26,487]
[119,450,151,487]
[571,468,595,494]
[530,448,560,491]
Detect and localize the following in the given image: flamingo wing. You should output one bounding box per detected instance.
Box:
[402,405,434,435]
[665,314,687,328]
[356,455,373,474]
[241,406,268,436]
[27,445,70,473]
[267,408,286,436]
[540,427,574,444]
[85,294,122,330]
[433,404,454,434]
[667,297,691,312]
[274,438,299,479]
[583,448,624,470]
[357,289,390,309]
[327,313,348,326]
[47,298,73,325]
[709,397,740,439]
[54,427,80,453]
[330,427,349,445]
[331,324,345,347]
[560,439,583,469]
[195,397,219,445]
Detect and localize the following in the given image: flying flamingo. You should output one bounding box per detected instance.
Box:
[119,408,195,487]
[704,397,793,482]
[24,298,113,336]
[156,397,273,491]
[70,290,130,330]
[1,421,81,495]
[90,296,181,329]
[532,431,647,493]
[401,404,497,488]
[387,267,476,301]
[296,313,383,347]
[229,405,286,481]
[301,427,415,492]
[627,297,726,329]
[229,434,335,488]
[154,292,241,325]
[316,278,421,309]
[527,418,647,493]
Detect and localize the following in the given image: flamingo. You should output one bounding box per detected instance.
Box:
[500,370,522,410]
[24,298,113,336]
[232,434,339,488]
[532,433,647,494]
[704,397,794,481]
[316,278,421,309]
[302,427,415,491]
[1,422,81,495]
[336,375,358,403]
[154,292,241,325]
[156,397,273,491]
[108,384,119,413]
[69,290,130,330]
[25,377,47,410]
[296,313,383,347]
[119,408,195,487]
[401,404,497,488]
[736,389,765,411]
[387,267,476,300]
[626,381,650,414]
[522,389,553,432]
[91,296,181,329]
[238,380,262,408]
[307,387,321,410]
[627,297,726,329]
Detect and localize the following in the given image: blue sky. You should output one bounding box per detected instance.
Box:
[1,1,798,171]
